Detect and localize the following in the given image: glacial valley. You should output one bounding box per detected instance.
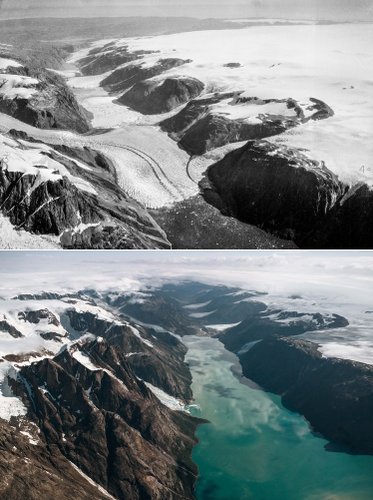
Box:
[1,19,373,249]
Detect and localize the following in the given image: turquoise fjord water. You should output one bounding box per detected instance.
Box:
[183,336,373,500]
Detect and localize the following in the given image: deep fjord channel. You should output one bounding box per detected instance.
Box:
[184,336,373,500]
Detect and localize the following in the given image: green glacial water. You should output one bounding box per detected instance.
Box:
[184,336,373,500]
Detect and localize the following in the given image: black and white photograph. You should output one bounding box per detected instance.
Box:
[0,1,372,249]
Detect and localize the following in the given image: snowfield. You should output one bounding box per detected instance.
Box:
[0,57,23,70]
[0,215,60,249]
[0,74,39,100]
[108,23,373,186]
[0,133,98,195]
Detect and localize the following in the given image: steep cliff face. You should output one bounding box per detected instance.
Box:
[161,94,333,155]
[240,337,373,455]
[200,138,373,248]
[0,131,170,249]
[119,77,204,115]
[0,64,90,133]
[201,140,346,242]
[101,58,192,94]
[303,183,373,249]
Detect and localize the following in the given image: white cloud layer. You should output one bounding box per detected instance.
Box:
[1,250,373,365]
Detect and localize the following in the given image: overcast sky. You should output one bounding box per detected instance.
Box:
[1,250,373,306]
[0,0,372,20]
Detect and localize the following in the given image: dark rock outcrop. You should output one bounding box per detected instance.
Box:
[78,44,145,76]
[119,77,204,115]
[0,320,23,338]
[240,337,373,455]
[161,94,333,155]
[11,336,200,500]
[0,66,90,133]
[17,308,59,326]
[0,134,170,249]
[101,58,192,94]
[201,140,346,242]
[220,310,349,353]
[0,419,112,500]
[65,308,193,400]
[223,62,242,68]
[304,183,373,249]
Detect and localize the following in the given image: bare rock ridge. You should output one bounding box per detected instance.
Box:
[12,340,199,500]
[0,419,113,500]
[65,308,193,400]
[119,77,204,115]
[79,43,147,76]
[101,58,192,94]
[0,130,170,249]
[0,58,90,133]
[1,295,202,500]
[160,94,333,155]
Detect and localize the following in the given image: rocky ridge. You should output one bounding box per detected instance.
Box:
[101,58,192,94]
[0,130,170,249]
[119,77,204,115]
[0,293,201,499]
[0,56,90,133]
[160,94,333,155]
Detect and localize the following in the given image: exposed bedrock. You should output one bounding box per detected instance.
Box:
[0,67,90,133]
[219,311,348,353]
[78,43,157,76]
[240,337,373,455]
[0,419,112,500]
[65,308,193,400]
[0,133,170,249]
[200,140,346,243]
[160,94,333,155]
[10,336,200,500]
[302,183,373,249]
[119,77,204,115]
[101,58,192,94]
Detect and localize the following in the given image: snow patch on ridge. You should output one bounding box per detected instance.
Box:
[0,57,23,70]
[144,381,186,412]
[0,362,27,421]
